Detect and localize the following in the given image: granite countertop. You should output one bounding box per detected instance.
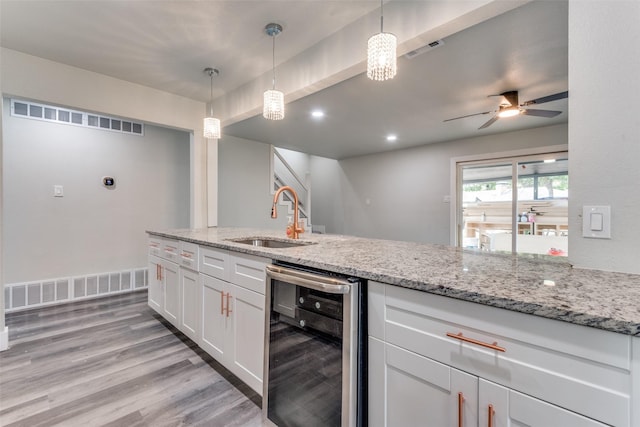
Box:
[148,227,640,336]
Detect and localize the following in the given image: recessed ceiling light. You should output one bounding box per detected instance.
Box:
[386,134,397,142]
[311,110,325,119]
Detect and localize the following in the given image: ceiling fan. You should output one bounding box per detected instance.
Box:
[444,90,568,129]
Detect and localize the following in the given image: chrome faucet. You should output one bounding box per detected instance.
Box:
[271,186,305,239]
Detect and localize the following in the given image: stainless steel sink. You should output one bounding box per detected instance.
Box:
[227,237,314,249]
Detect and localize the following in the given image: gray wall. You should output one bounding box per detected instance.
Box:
[2,98,190,283]
[567,1,640,274]
[311,124,567,244]
[218,135,287,231]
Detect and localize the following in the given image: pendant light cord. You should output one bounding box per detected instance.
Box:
[209,71,214,116]
[380,0,384,33]
[272,34,277,90]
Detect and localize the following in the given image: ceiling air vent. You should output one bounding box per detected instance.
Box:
[404,39,444,59]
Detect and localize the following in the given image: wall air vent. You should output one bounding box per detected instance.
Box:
[4,267,148,312]
[404,39,445,59]
[10,99,144,136]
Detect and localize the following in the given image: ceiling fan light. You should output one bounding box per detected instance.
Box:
[263,89,285,120]
[367,32,397,81]
[498,107,521,118]
[203,116,221,139]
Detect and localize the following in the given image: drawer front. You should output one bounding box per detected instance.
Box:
[380,284,631,427]
[162,238,180,263]
[148,236,162,257]
[199,246,229,280]
[229,253,268,295]
[179,241,199,271]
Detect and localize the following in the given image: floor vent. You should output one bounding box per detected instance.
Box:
[10,99,144,136]
[4,268,148,312]
[404,39,445,59]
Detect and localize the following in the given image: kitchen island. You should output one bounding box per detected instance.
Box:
[148,227,640,427]
[148,227,640,336]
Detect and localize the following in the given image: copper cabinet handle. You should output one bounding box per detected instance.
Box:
[226,293,233,317]
[446,332,506,352]
[488,404,495,427]
[458,392,464,427]
[181,252,193,258]
[156,264,160,281]
[220,291,226,315]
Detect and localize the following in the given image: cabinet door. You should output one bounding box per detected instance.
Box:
[200,273,228,361]
[369,338,478,427]
[479,379,608,427]
[226,282,265,395]
[148,255,163,314]
[162,259,180,327]
[179,267,200,343]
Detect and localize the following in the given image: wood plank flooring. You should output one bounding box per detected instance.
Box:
[0,291,264,426]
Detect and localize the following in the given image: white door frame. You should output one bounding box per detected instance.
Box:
[449,144,568,247]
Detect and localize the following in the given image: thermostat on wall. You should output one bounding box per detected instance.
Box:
[103,176,115,188]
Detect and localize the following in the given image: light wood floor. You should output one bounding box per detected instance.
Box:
[0,291,263,426]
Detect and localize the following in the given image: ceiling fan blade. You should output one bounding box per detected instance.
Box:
[479,115,499,129]
[521,109,562,118]
[521,91,568,106]
[443,111,492,122]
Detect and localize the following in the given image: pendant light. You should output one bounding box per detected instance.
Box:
[203,67,221,139]
[263,23,285,120]
[367,0,397,81]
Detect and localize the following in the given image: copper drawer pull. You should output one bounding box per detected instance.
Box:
[220,291,226,315]
[488,404,495,427]
[458,392,464,427]
[181,252,193,258]
[446,332,506,352]
[226,293,233,318]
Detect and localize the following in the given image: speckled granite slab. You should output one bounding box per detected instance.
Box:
[148,227,640,336]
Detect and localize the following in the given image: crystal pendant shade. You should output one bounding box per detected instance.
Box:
[263,89,285,120]
[367,32,397,81]
[203,116,221,139]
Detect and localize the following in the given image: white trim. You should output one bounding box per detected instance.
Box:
[449,144,568,246]
[0,327,8,352]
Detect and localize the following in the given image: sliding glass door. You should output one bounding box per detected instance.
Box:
[457,153,568,256]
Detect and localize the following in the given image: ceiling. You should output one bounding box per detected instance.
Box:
[0,0,568,160]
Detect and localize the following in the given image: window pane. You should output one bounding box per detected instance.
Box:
[99,117,110,129]
[14,102,28,116]
[71,112,83,124]
[44,107,57,120]
[88,115,99,127]
[516,159,568,257]
[29,105,43,118]
[58,110,70,122]
[460,163,513,251]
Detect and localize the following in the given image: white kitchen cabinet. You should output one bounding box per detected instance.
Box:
[199,247,267,395]
[369,337,478,427]
[478,379,607,427]
[147,238,181,328]
[148,254,163,314]
[201,273,229,361]
[370,336,608,427]
[161,258,180,327]
[368,281,632,427]
[178,241,200,343]
[179,267,200,343]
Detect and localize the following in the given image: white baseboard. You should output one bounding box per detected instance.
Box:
[0,326,8,352]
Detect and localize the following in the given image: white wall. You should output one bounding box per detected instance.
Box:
[218,135,288,231]
[309,155,346,235]
[321,124,568,243]
[2,100,190,283]
[567,1,640,274]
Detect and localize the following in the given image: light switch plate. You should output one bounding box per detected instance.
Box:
[53,185,64,197]
[582,205,611,238]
